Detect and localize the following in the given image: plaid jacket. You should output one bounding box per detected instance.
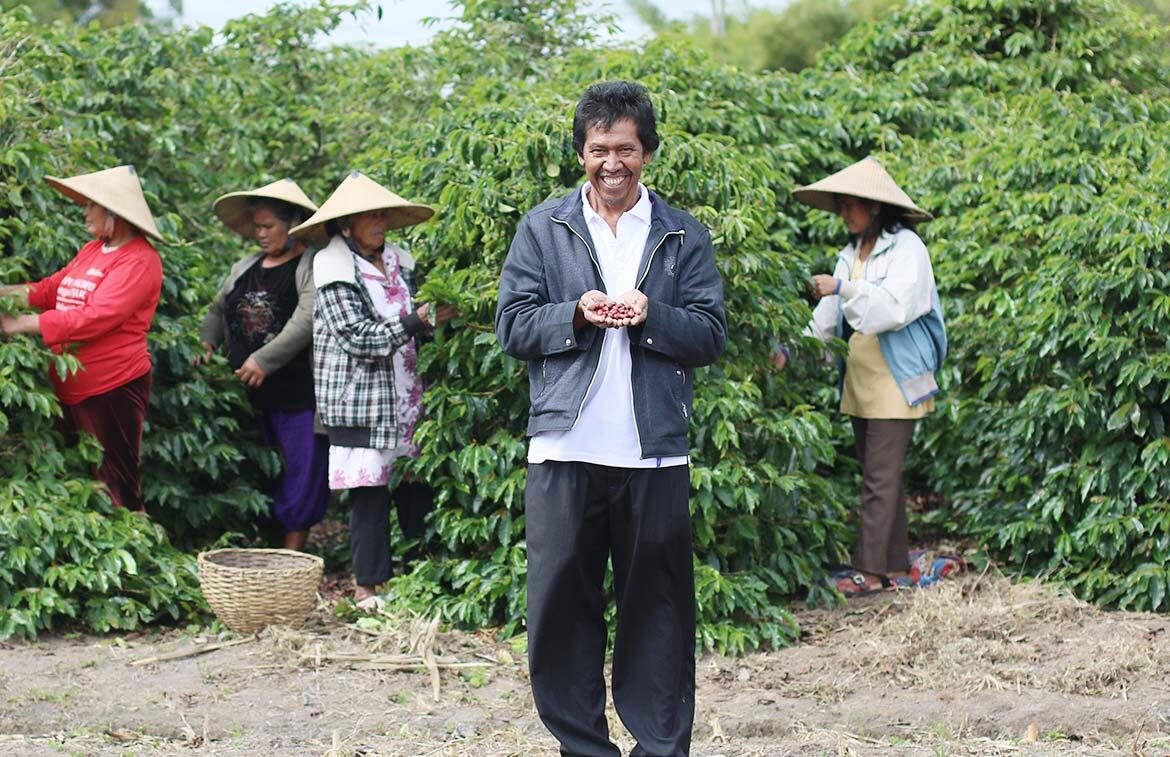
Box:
[312,235,424,449]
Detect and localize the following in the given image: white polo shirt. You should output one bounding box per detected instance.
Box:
[528,183,689,469]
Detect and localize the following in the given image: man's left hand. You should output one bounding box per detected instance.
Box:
[235,356,266,388]
[609,290,648,327]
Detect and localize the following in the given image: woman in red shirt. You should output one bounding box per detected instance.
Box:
[1,165,163,511]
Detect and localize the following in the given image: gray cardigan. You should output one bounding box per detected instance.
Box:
[199,248,316,374]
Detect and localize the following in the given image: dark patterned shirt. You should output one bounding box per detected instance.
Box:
[226,256,314,410]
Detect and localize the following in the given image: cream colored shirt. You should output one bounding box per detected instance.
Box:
[840,256,935,419]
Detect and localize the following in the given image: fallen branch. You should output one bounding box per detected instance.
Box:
[358,661,491,672]
[422,614,441,702]
[129,635,256,667]
[298,652,464,665]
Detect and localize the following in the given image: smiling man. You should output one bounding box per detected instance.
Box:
[496,81,727,757]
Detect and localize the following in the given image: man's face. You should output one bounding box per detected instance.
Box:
[578,117,652,210]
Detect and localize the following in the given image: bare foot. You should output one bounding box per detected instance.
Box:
[353,584,382,602]
[354,584,386,611]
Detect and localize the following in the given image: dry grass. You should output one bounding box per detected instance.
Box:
[851,571,1170,696]
[784,721,1170,756]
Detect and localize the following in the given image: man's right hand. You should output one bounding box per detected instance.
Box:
[576,290,612,329]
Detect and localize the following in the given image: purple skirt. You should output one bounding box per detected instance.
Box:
[260,409,330,532]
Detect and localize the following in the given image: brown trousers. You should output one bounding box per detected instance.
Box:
[850,417,915,574]
[62,371,152,511]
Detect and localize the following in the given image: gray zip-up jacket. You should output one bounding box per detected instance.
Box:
[199,248,316,374]
[495,187,727,458]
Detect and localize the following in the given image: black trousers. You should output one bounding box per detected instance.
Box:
[526,461,695,757]
[348,481,433,585]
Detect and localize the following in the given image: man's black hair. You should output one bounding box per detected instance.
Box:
[573,81,660,157]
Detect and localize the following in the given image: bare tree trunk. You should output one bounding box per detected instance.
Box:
[709,0,726,37]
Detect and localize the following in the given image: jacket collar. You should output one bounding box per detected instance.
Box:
[552,184,684,243]
[316,235,414,289]
[839,228,899,265]
[580,182,652,230]
[551,184,687,288]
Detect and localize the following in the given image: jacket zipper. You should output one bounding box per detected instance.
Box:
[550,216,605,429]
[551,216,604,279]
[631,228,685,448]
[636,229,684,289]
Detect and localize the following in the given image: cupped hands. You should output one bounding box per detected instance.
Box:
[578,289,648,329]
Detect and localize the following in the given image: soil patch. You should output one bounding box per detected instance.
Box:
[1,574,1167,755]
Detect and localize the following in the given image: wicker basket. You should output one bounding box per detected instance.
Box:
[198,548,324,633]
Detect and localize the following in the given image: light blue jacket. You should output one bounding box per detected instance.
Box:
[809,227,946,406]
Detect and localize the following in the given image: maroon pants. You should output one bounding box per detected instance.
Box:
[62,371,152,511]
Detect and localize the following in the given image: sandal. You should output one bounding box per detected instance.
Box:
[834,570,891,597]
[908,550,968,588]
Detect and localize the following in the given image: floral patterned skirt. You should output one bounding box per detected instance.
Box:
[328,434,419,490]
[328,446,397,490]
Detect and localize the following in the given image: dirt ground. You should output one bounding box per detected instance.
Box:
[1,573,1168,756]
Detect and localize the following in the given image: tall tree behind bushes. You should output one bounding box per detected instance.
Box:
[628,0,904,71]
[0,0,181,26]
[629,0,1170,72]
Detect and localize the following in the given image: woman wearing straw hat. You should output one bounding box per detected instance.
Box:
[197,178,329,550]
[291,171,453,610]
[0,165,164,512]
[796,156,947,595]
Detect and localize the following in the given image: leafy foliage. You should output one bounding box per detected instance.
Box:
[811,0,1170,611]
[0,0,181,27]
[0,279,201,639]
[350,1,852,653]
[630,0,906,72]
[1,0,1168,643]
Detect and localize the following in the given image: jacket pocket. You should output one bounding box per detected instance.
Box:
[647,357,690,440]
[670,362,685,404]
[338,363,362,405]
[531,354,568,415]
[338,361,387,424]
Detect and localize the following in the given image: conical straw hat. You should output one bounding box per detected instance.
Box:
[289,171,434,238]
[793,156,933,222]
[212,178,318,238]
[45,165,164,242]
